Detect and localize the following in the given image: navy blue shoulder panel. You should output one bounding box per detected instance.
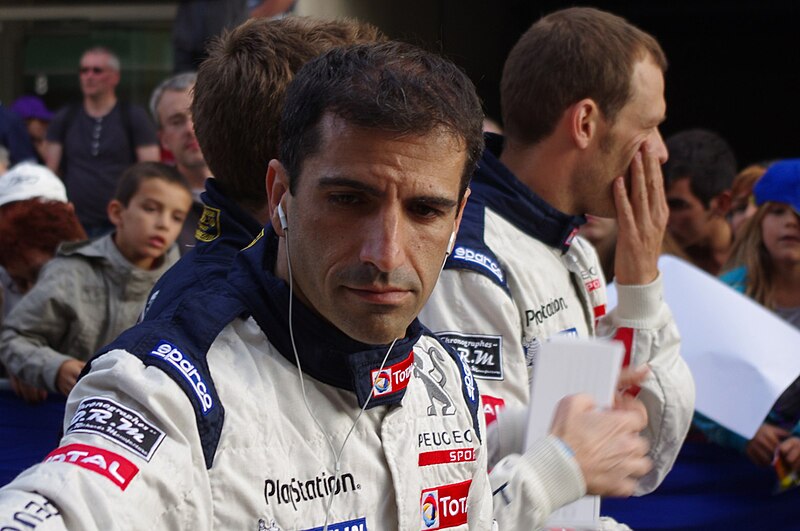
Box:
[86,289,248,469]
[422,327,482,443]
[444,196,509,293]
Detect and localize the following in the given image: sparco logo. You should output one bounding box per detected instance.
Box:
[525,297,568,326]
[149,340,214,415]
[452,246,504,283]
[264,472,359,511]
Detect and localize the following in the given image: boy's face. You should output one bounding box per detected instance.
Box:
[109,178,192,269]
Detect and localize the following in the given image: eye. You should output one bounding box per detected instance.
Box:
[328,193,362,206]
[408,202,445,220]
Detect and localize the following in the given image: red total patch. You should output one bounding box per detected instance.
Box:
[45,443,139,490]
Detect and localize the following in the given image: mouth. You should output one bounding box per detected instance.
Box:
[779,235,800,244]
[148,236,166,249]
[344,285,412,305]
[185,140,200,151]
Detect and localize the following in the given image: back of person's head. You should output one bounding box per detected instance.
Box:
[192,16,384,213]
[114,161,191,206]
[663,129,737,207]
[149,72,197,128]
[0,199,86,292]
[501,7,666,146]
[279,40,484,201]
[0,162,67,210]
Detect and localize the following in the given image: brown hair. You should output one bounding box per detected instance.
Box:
[114,162,190,206]
[731,164,767,204]
[723,203,776,308]
[501,7,666,145]
[0,199,87,269]
[279,41,484,202]
[192,16,384,213]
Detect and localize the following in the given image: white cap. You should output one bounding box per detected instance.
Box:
[0,162,68,207]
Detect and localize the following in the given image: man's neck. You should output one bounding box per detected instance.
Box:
[499,136,580,214]
[83,93,117,118]
[684,218,732,276]
[179,164,211,192]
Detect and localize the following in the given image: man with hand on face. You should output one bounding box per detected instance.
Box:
[421,6,694,524]
[0,41,653,531]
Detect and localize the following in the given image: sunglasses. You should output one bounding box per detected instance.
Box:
[79,66,107,75]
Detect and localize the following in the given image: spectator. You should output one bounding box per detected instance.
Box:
[44,47,159,236]
[0,162,190,400]
[696,159,800,473]
[0,104,37,167]
[729,164,767,239]
[9,95,53,164]
[664,129,738,275]
[149,72,209,253]
[420,6,693,522]
[0,162,72,320]
[141,16,384,321]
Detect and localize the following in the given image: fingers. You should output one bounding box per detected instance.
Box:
[643,141,668,224]
[614,393,648,428]
[617,365,650,391]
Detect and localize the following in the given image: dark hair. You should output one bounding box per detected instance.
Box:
[663,129,738,207]
[114,162,190,206]
[501,7,667,146]
[279,41,484,201]
[192,17,384,213]
[0,199,86,269]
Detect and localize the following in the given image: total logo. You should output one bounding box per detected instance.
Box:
[370,353,414,398]
[420,480,471,529]
[44,444,139,490]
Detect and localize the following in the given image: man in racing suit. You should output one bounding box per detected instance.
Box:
[420,6,695,515]
[0,40,653,531]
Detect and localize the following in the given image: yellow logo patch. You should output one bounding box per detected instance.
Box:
[195,206,221,242]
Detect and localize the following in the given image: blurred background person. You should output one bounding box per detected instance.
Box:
[149,72,209,253]
[664,128,737,275]
[0,162,190,402]
[44,47,159,236]
[696,159,800,474]
[9,95,53,164]
[0,103,36,168]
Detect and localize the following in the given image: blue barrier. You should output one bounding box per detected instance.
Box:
[0,382,66,487]
[603,440,800,530]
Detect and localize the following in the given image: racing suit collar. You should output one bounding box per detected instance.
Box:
[228,227,423,409]
[196,178,264,246]
[474,133,586,253]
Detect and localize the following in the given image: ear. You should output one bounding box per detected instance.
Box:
[567,98,601,150]
[267,159,290,237]
[453,187,471,236]
[107,199,124,228]
[710,190,732,217]
[158,129,168,151]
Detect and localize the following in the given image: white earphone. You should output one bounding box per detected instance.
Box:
[446,230,456,256]
[277,203,288,231]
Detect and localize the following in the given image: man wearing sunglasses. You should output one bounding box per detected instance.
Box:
[45,47,159,236]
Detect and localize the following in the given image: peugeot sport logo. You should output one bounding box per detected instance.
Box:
[421,492,438,528]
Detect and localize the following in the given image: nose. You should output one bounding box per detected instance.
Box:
[359,208,406,273]
[652,129,668,164]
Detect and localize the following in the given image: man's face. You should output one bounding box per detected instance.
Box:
[157,87,206,172]
[666,177,712,247]
[580,56,668,217]
[79,52,119,98]
[272,115,468,345]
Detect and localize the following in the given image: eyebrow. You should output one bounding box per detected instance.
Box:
[317,176,458,208]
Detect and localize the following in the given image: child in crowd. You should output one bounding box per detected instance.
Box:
[696,159,800,472]
[0,161,191,400]
[728,164,767,239]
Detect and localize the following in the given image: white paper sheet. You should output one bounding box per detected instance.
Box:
[525,337,623,530]
[607,254,800,438]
